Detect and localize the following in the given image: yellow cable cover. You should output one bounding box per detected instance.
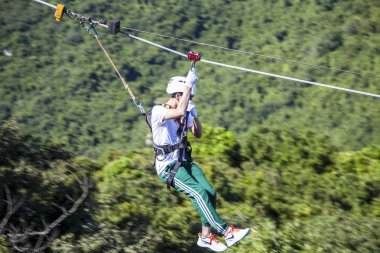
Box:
[54,4,65,22]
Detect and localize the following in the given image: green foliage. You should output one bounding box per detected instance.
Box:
[1,120,380,252]
[189,124,242,167]
[1,0,380,252]
[96,157,155,224]
[237,127,380,226]
[274,215,380,253]
[89,126,380,252]
[0,236,10,253]
[241,126,336,172]
[0,121,97,251]
[316,31,343,56]
[1,0,379,158]
[0,120,71,167]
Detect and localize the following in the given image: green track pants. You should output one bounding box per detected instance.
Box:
[159,161,228,235]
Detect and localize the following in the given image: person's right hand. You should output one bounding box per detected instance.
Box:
[185,67,198,88]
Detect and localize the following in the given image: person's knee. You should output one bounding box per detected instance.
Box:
[188,184,216,204]
[208,188,216,199]
[197,188,210,200]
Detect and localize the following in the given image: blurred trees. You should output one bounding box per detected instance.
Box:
[0,121,94,252]
[2,120,378,252]
[0,0,379,157]
[1,0,380,252]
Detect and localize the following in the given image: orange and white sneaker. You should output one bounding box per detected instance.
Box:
[224,225,250,247]
[197,233,228,252]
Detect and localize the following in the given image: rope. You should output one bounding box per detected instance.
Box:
[87,25,145,114]
[32,0,380,99]
[123,27,379,79]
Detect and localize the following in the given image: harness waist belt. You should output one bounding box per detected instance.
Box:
[154,142,183,156]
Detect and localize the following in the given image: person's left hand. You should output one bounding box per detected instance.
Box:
[187,100,198,118]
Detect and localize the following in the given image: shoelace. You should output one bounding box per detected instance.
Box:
[208,234,219,244]
[230,225,240,234]
[225,225,240,238]
[200,233,219,244]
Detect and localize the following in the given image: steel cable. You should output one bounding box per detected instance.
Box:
[31,0,380,99]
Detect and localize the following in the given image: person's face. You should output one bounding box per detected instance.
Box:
[175,92,183,102]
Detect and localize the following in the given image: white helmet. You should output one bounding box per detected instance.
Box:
[166,76,197,96]
[166,76,186,95]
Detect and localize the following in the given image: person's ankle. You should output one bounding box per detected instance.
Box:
[224,226,230,237]
[202,233,211,238]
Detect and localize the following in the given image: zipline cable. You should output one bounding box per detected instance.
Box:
[120,30,380,98]
[123,27,379,79]
[120,32,187,58]
[33,0,56,9]
[200,59,380,98]
[31,0,380,99]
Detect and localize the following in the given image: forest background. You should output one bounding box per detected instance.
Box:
[0,0,379,252]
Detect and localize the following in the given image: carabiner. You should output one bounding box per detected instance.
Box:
[86,22,98,39]
[132,97,146,115]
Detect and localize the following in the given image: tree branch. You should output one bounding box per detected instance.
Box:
[0,184,27,234]
[11,174,88,238]
[6,173,89,252]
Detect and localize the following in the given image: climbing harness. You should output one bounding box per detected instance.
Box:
[145,98,194,190]
[144,51,197,190]
[145,104,192,159]
[165,111,191,190]
[32,0,380,99]
[163,58,196,190]
[146,108,191,190]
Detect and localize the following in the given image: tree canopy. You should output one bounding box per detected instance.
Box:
[0,0,379,157]
[1,0,379,252]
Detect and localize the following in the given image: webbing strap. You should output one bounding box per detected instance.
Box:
[166,161,181,190]
[154,142,182,156]
[166,111,191,190]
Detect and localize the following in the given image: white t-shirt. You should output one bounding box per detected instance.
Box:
[151,105,193,175]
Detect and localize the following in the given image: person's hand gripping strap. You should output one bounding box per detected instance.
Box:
[185,67,198,89]
[191,83,197,97]
[187,100,198,118]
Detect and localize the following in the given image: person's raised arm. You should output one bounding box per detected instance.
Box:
[164,68,198,120]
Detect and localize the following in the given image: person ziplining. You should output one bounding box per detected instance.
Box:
[90,23,252,249]
[29,1,380,250]
[147,58,250,251]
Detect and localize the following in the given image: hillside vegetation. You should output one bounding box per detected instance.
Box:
[0,0,380,252]
[0,122,379,252]
[0,0,379,156]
